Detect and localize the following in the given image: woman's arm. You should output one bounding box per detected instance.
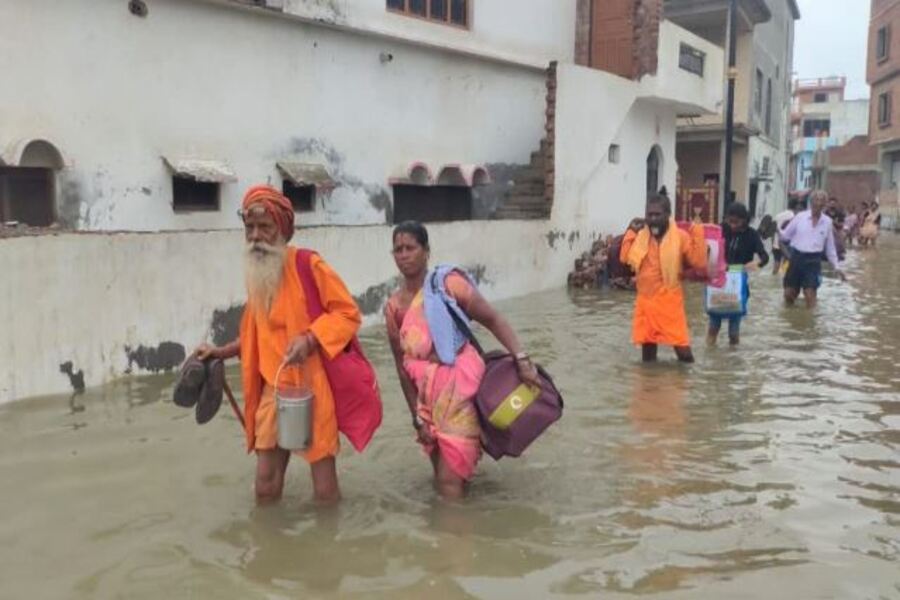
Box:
[457,283,541,388]
[384,303,420,420]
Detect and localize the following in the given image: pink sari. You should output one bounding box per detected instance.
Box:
[386,274,485,480]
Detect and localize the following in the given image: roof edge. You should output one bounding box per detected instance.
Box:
[786,0,801,20]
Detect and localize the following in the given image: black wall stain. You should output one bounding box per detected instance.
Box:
[285,137,394,222]
[125,342,186,374]
[210,304,245,346]
[141,187,152,196]
[59,361,85,394]
[546,230,564,249]
[463,264,490,286]
[368,189,393,224]
[567,231,581,249]
[354,278,400,317]
[57,174,84,229]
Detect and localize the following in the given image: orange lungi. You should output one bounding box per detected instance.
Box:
[621,221,706,348]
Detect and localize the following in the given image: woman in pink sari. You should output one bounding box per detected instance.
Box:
[384,221,540,499]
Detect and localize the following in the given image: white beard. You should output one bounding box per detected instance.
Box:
[244,239,286,314]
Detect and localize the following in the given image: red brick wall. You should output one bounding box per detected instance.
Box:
[829,136,880,167]
[827,172,880,208]
[574,0,661,80]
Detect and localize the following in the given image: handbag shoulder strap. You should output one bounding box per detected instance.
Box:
[296,249,324,320]
[431,271,486,357]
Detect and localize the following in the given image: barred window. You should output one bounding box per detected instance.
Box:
[678,43,705,76]
[387,0,468,27]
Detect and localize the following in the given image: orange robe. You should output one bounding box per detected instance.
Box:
[240,246,361,462]
[620,223,706,348]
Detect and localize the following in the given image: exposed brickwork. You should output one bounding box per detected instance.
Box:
[826,172,880,208]
[633,0,661,79]
[574,0,661,80]
[829,136,880,167]
[491,63,557,219]
[545,61,558,203]
[826,136,880,208]
[575,0,592,67]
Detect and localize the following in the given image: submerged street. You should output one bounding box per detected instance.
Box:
[1,237,898,599]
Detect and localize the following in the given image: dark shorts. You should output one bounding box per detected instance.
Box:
[783,251,823,290]
[772,247,784,261]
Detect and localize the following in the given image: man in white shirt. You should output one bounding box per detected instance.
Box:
[771,198,802,275]
[780,190,847,308]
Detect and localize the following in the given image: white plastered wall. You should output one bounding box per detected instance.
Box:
[274,0,577,67]
[0,220,586,403]
[0,0,547,231]
[553,65,679,236]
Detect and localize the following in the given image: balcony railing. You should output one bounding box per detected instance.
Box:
[793,76,847,91]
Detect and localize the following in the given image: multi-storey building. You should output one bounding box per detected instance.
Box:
[790,77,869,191]
[0,0,725,399]
[666,0,800,221]
[868,0,900,222]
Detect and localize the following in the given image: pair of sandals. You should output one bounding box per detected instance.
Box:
[173,357,225,424]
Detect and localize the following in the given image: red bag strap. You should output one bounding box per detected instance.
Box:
[295,249,324,320]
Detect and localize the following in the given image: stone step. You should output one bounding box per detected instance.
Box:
[503,194,549,206]
[513,166,544,181]
[540,138,551,154]
[506,182,545,196]
[494,209,550,220]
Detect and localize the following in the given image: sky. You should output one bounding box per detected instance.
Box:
[793,0,870,100]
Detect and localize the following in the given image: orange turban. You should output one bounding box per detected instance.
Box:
[242,185,295,241]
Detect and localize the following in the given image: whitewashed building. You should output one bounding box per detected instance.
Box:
[0,0,722,401]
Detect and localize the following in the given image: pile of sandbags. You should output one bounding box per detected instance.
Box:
[567,234,635,290]
[567,235,610,289]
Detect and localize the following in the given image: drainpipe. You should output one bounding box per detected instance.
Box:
[723,0,738,211]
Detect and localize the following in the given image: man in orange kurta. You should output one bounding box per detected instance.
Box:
[620,194,707,363]
[197,185,361,504]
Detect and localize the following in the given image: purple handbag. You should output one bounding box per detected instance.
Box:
[475,351,564,460]
[441,292,564,460]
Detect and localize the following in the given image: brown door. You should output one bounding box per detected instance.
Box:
[591,0,634,79]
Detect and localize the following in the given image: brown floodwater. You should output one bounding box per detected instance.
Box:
[1,236,899,599]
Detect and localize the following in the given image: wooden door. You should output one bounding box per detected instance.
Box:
[591,0,634,79]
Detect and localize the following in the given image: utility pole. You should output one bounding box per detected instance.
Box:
[723,0,738,211]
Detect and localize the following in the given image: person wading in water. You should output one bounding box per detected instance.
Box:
[195,185,362,505]
[707,202,769,346]
[383,221,540,499]
[620,194,707,363]
[780,189,846,308]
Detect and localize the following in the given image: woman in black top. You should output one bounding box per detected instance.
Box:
[708,202,770,346]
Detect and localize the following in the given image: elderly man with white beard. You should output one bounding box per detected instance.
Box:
[196,185,362,504]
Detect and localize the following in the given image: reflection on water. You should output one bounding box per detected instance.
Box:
[1,237,899,599]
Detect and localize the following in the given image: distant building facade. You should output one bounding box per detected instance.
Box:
[789,77,869,192]
[868,0,900,221]
[666,0,800,222]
